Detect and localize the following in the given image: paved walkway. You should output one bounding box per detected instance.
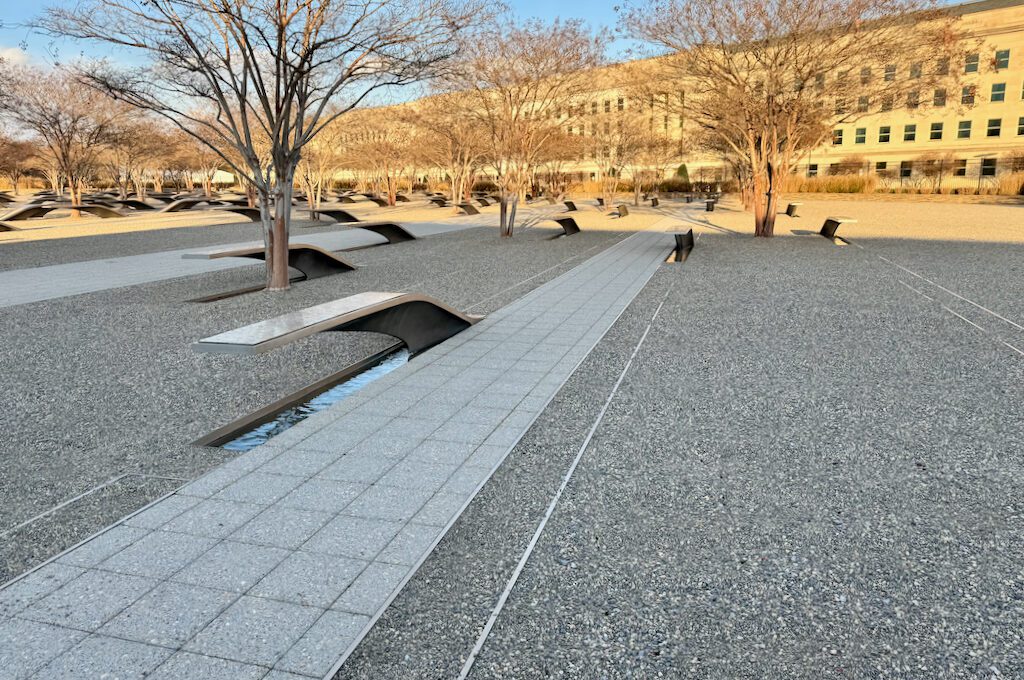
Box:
[0,232,672,679]
[0,222,474,310]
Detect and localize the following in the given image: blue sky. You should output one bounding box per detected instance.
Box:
[0,0,633,66]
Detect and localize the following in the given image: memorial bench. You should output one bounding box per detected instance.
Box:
[551,216,582,237]
[0,204,125,220]
[183,242,356,280]
[193,291,482,355]
[564,200,578,211]
[308,208,362,223]
[668,229,695,263]
[614,204,629,218]
[785,202,802,217]
[216,206,262,222]
[161,198,222,213]
[650,197,660,207]
[457,202,481,215]
[820,216,857,240]
[428,196,450,207]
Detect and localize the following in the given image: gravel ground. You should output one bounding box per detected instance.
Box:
[337,231,1024,678]
[0,224,628,583]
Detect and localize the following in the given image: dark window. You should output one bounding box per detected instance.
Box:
[617,97,624,111]
[954,159,967,176]
[604,100,611,113]
[879,126,891,143]
[860,67,871,84]
[855,128,866,144]
[962,86,976,105]
[876,161,887,171]
[936,57,950,75]
[906,91,920,109]
[857,96,869,113]
[981,158,997,176]
[881,96,893,112]
[992,83,1006,102]
[995,49,1010,70]
[900,161,913,178]
[884,65,896,81]
[933,88,947,106]
[930,122,943,140]
[591,102,598,115]
[1018,116,1024,135]
[807,164,819,177]
[965,53,979,73]
[832,129,843,145]
[958,120,972,138]
[904,124,917,141]
[910,62,922,79]
[987,118,1001,136]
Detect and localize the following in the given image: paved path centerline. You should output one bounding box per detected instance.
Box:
[0,221,477,309]
[0,232,673,680]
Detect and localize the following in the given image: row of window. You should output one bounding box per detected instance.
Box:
[833,116,1023,145]
[845,49,1012,88]
[807,158,1001,178]
[840,81,1023,115]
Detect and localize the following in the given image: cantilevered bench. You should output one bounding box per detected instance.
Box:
[309,208,361,223]
[429,196,449,207]
[650,197,660,207]
[0,204,124,220]
[564,200,578,212]
[113,199,156,211]
[367,197,389,207]
[457,202,480,215]
[183,242,356,280]
[668,229,694,263]
[785,202,802,217]
[551,216,582,237]
[614,204,629,217]
[820,216,856,240]
[193,291,482,355]
[0,194,15,204]
[161,198,219,212]
[0,222,18,232]
[218,206,261,222]
[596,197,605,207]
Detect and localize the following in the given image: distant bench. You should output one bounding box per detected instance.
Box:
[428,196,449,207]
[614,204,629,218]
[183,242,356,280]
[457,202,480,215]
[820,216,857,240]
[309,208,361,223]
[0,204,126,220]
[785,202,802,217]
[564,200,578,212]
[193,291,483,355]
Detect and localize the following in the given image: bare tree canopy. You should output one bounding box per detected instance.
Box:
[40,0,485,288]
[620,0,966,236]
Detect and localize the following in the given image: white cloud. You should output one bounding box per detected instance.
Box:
[0,46,30,65]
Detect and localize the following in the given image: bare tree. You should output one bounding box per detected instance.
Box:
[102,109,168,199]
[0,65,120,212]
[340,109,415,206]
[42,0,484,289]
[454,19,605,237]
[621,0,965,236]
[0,134,38,194]
[297,118,345,210]
[916,151,956,192]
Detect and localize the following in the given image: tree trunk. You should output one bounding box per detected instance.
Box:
[266,174,294,291]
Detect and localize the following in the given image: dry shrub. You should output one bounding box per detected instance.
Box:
[780,174,878,193]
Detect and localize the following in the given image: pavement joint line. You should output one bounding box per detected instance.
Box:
[897,279,934,302]
[319,232,674,679]
[1001,340,1024,356]
[456,278,676,680]
[941,304,988,333]
[875,253,1024,333]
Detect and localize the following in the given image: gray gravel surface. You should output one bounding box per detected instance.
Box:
[0,225,627,583]
[337,232,1024,678]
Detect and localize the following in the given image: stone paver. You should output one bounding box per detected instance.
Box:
[0,221,474,309]
[0,232,671,678]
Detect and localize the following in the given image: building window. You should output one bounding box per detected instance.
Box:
[832,129,843,145]
[835,99,848,115]
[962,86,976,105]
[992,83,1006,102]
[958,120,972,138]
[884,65,896,81]
[879,126,891,143]
[1018,116,1024,135]
[900,161,913,178]
[995,49,1010,70]
[617,97,624,111]
[591,102,598,115]
[876,161,888,171]
[987,118,1002,136]
[904,124,917,141]
[881,96,893,112]
[860,67,871,84]
[906,91,920,109]
[855,128,866,144]
[604,100,611,113]
[807,164,818,178]
[857,96,869,113]
[933,89,947,107]
[936,57,950,75]
[965,53,979,73]
[981,158,997,176]
[909,62,922,79]
[930,122,943,140]
[954,159,967,176]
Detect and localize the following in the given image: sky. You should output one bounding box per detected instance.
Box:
[0,0,634,68]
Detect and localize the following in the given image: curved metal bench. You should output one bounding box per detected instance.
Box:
[668,229,694,263]
[428,196,449,207]
[457,202,480,216]
[368,197,389,207]
[614,204,629,218]
[0,194,15,204]
[0,221,18,232]
[310,209,362,223]
[820,216,857,240]
[551,216,581,237]
[183,242,356,280]
[194,291,482,355]
[0,204,125,220]
[161,198,219,213]
[564,200,577,212]
[113,199,156,211]
[217,206,262,222]
[354,222,417,244]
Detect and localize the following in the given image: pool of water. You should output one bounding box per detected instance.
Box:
[222,348,410,452]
